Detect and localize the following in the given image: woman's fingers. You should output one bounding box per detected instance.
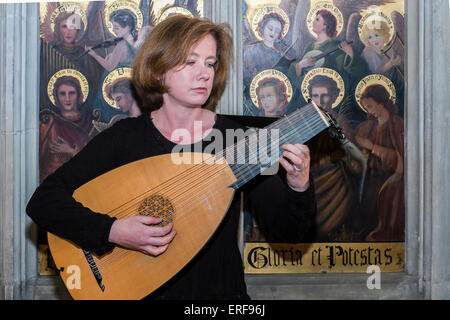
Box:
[108,215,176,256]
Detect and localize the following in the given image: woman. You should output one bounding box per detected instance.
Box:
[27,15,316,300]
[39,76,94,182]
[354,84,404,241]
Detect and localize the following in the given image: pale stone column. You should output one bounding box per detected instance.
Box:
[0,2,40,299]
[206,0,244,115]
[418,0,450,299]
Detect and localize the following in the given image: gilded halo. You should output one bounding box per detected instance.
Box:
[355,74,396,112]
[156,6,194,25]
[49,3,87,35]
[358,7,396,49]
[250,6,290,41]
[306,1,344,38]
[104,0,144,36]
[301,67,345,109]
[249,69,293,108]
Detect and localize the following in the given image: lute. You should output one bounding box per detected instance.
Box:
[302,41,354,73]
[47,102,331,299]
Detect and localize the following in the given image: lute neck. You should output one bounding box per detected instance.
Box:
[219,102,330,189]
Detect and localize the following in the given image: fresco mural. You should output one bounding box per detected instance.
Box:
[37,0,405,275]
[242,0,405,273]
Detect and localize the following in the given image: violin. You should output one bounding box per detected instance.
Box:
[79,37,124,58]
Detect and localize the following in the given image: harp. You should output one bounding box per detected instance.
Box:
[380,32,405,80]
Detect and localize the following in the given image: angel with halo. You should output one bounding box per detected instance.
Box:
[84,3,152,72]
[242,7,297,88]
[346,4,405,81]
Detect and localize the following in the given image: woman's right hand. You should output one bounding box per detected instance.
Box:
[108,215,176,256]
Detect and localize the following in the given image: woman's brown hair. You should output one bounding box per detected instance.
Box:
[132,14,233,112]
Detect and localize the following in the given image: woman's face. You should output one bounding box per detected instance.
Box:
[112,21,131,38]
[259,85,282,115]
[312,13,326,35]
[367,31,386,50]
[163,34,217,109]
[262,18,282,44]
[57,84,79,112]
[59,18,78,45]
[361,97,385,117]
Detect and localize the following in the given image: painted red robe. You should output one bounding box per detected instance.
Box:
[39,110,93,182]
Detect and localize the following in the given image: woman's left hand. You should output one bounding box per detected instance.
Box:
[279,144,311,192]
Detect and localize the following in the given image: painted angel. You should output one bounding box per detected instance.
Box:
[243,9,297,88]
[40,2,93,68]
[40,2,106,112]
[85,5,152,72]
[287,2,370,87]
[346,7,405,80]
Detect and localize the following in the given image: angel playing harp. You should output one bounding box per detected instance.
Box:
[346,5,405,81]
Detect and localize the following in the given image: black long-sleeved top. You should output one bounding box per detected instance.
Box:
[26,113,316,299]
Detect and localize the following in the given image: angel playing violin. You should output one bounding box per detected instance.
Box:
[86,8,151,72]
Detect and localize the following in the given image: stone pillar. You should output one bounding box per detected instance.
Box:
[205,0,243,115]
[0,2,40,299]
[419,0,450,299]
